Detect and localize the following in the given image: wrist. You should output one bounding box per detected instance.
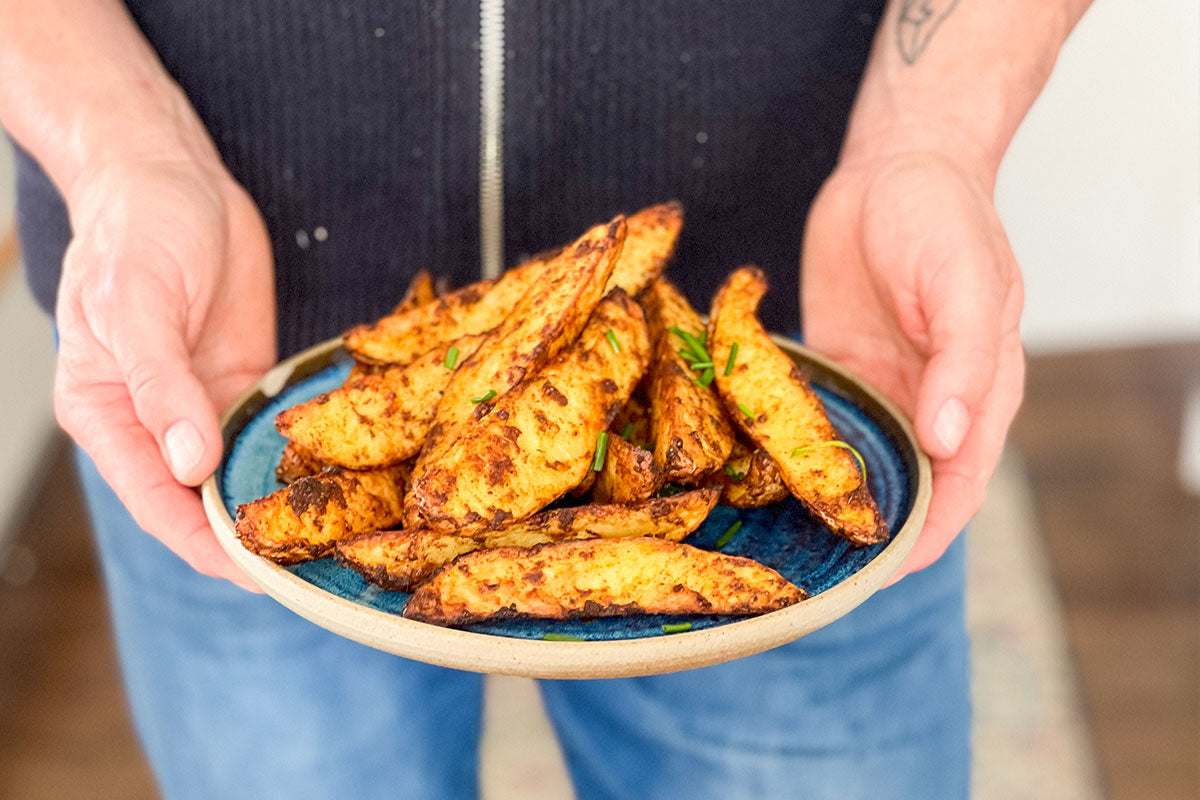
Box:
[838,114,1002,194]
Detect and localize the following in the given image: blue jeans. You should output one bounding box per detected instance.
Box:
[76,449,969,800]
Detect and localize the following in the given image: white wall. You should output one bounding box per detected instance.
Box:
[997,0,1200,352]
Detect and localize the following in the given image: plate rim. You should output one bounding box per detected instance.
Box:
[200,334,931,679]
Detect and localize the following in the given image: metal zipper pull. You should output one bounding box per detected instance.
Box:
[478,0,505,279]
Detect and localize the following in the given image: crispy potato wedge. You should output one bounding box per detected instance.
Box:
[410,289,649,532]
[640,280,734,483]
[592,436,661,505]
[709,439,789,509]
[391,269,436,314]
[403,536,805,626]
[275,442,327,484]
[604,201,683,296]
[336,488,719,591]
[275,334,489,469]
[235,465,408,564]
[709,267,887,545]
[343,254,549,365]
[409,218,627,500]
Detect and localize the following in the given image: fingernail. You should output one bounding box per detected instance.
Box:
[934,397,970,454]
[164,420,204,477]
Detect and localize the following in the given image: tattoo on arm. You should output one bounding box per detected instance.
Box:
[896,0,962,64]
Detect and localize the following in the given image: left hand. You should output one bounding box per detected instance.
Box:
[802,150,1025,583]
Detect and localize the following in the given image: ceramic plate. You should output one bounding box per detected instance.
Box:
[201,335,929,678]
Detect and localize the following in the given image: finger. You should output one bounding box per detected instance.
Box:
[80,285,223,488]
[887,329,1025,584]
[55,375,261,592]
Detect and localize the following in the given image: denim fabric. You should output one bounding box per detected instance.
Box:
[74,449,968,800]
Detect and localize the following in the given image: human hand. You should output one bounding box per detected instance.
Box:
[54,154,275,591]
[801,150,1024,583]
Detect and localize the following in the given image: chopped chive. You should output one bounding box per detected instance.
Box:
[790,441,868,483]
[658,483,684,497]
[715,520,742,549]
[688,361,714,371]
[470,389,497,404]
[669,326,709,362]
[590,431,610,471]
[723,465,746,481]
[444,345,460,370]
[698,367,715,387]
[737,403,754,420]
[678,348,698,363]
[542,633,583,642]
[661,622,692,634]
[605,329,621,354]
[620,421,636,441]
[724,342,739,376]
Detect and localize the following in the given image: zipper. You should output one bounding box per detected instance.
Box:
[478,0,506,279]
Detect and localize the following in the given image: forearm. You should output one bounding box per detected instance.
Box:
[843,0,1092,179]
[0,0,217,205]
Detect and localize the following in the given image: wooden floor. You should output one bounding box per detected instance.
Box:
[0,342,1196,799]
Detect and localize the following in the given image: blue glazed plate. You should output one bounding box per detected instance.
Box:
[202,336,930,678]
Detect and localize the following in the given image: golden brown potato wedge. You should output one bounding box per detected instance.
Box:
[403,536,805,626]
[709,267,887,545]
[604,201,683,296]
[708,439,789,509]
[591,436,661,505]
[235,465,408,564]
[274,333,489,469]
[409,289,649,533]
[343,254,549,365]
[409,218,627,502]
[640,280,734,483]
[391,269,437,315]
[336,488,719,591]
[275,442,327,485]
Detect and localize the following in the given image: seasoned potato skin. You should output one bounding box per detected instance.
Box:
[604,201,683,296]
[274,334,488,470]
[410,289,649,533]
[709,267,887,545]
[591,436,661,505]
[275,442,326,485]
[707,439,789,509]
[235,465,409,564]
[391,269,436,315]
[336,488,719,591]
[640,280,734,483]
[343,254,548,365]
[403,536,806,626]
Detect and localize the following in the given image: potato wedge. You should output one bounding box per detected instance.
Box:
[604,201,683,296]
[608,392,652,449]
[336,488,719,591]
[275,442,327,485]
[275,333,489,469]
[235,465,408,564]
[591,436,661,504]
[409,289,649,532]
[640,280,734,483]
[391,269,436,315]
[343,253,549,365]
[409,218,627,502]
[709,267,887,545]
[403,536,805,626]
[709,439,789,509]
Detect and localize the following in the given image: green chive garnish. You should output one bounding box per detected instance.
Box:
[444,346,459,369]
[620,421,635,441]
[688,361,714,370]
[669,326,709,362]
[737,403,754,420]
[470,389,497,404]
[591,431,610,471]
[723,465,746,481]
[542,633,583,642]
[724,342,739,376]
[661,622,692,634]
[605,329,621,353]
[658,483,684,497]
[790,441,868,482]
[715,520,742,549]
[678,348,698,363]
[698,367,715,387]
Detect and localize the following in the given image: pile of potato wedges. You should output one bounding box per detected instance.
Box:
[235,203,888,629]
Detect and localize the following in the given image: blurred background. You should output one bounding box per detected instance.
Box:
[0,1,1196,798]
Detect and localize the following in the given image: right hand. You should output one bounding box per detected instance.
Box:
[54,153,276,591]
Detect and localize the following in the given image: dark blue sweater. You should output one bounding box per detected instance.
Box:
[17,0,884,357]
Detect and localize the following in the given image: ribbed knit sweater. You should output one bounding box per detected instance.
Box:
[17,0,885,358]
